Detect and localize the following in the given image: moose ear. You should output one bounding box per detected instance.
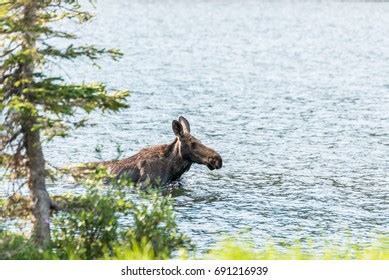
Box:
[179,116,190,133]
[172,120,184,138]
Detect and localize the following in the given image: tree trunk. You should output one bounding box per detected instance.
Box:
[24,121,51,248]
[21,0,52,248]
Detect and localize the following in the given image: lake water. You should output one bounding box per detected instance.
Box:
[2,1,389,251]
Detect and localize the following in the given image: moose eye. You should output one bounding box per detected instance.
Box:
[191,142,197,148]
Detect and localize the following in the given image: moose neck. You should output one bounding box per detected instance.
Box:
[165,138,192,181]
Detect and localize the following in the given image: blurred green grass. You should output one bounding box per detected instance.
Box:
[1,230,388,260]
[204,237,389,260]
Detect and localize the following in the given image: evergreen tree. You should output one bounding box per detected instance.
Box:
[0,0,128,247]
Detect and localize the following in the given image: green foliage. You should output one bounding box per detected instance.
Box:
[49,174,191,259]
[51,187,126,259]
[0,0,128,249]
[1,184,191,259]
[0,231,47,260]
[119,190,192,259]
[205,238,389,260]
[0,0,128,179]
[0,1,8,17]
[0,193,33,218]
[0,160,191,260]
[1,229,387,260]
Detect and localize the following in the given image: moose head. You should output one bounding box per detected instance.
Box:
[172,116,223,170]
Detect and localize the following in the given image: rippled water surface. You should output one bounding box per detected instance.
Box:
[3,1,389,250]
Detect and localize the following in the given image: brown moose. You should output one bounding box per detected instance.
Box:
[99,116,222,187]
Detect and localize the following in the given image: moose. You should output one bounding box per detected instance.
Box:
[97,116,222,187]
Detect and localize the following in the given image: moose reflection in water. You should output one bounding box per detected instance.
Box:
[97,116,223,187]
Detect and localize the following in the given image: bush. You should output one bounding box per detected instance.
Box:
[51,187,126,259]
[50,180,190,259]
[116,191,191,259]
[0,231,47,260]
[0,165,191,260]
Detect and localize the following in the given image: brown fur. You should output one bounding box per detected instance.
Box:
[99,116,222,187]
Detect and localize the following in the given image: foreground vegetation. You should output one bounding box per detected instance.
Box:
[0,178,191,260]
[1,179,387,260]
[205,238,389,260]
[1,230,387,260]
